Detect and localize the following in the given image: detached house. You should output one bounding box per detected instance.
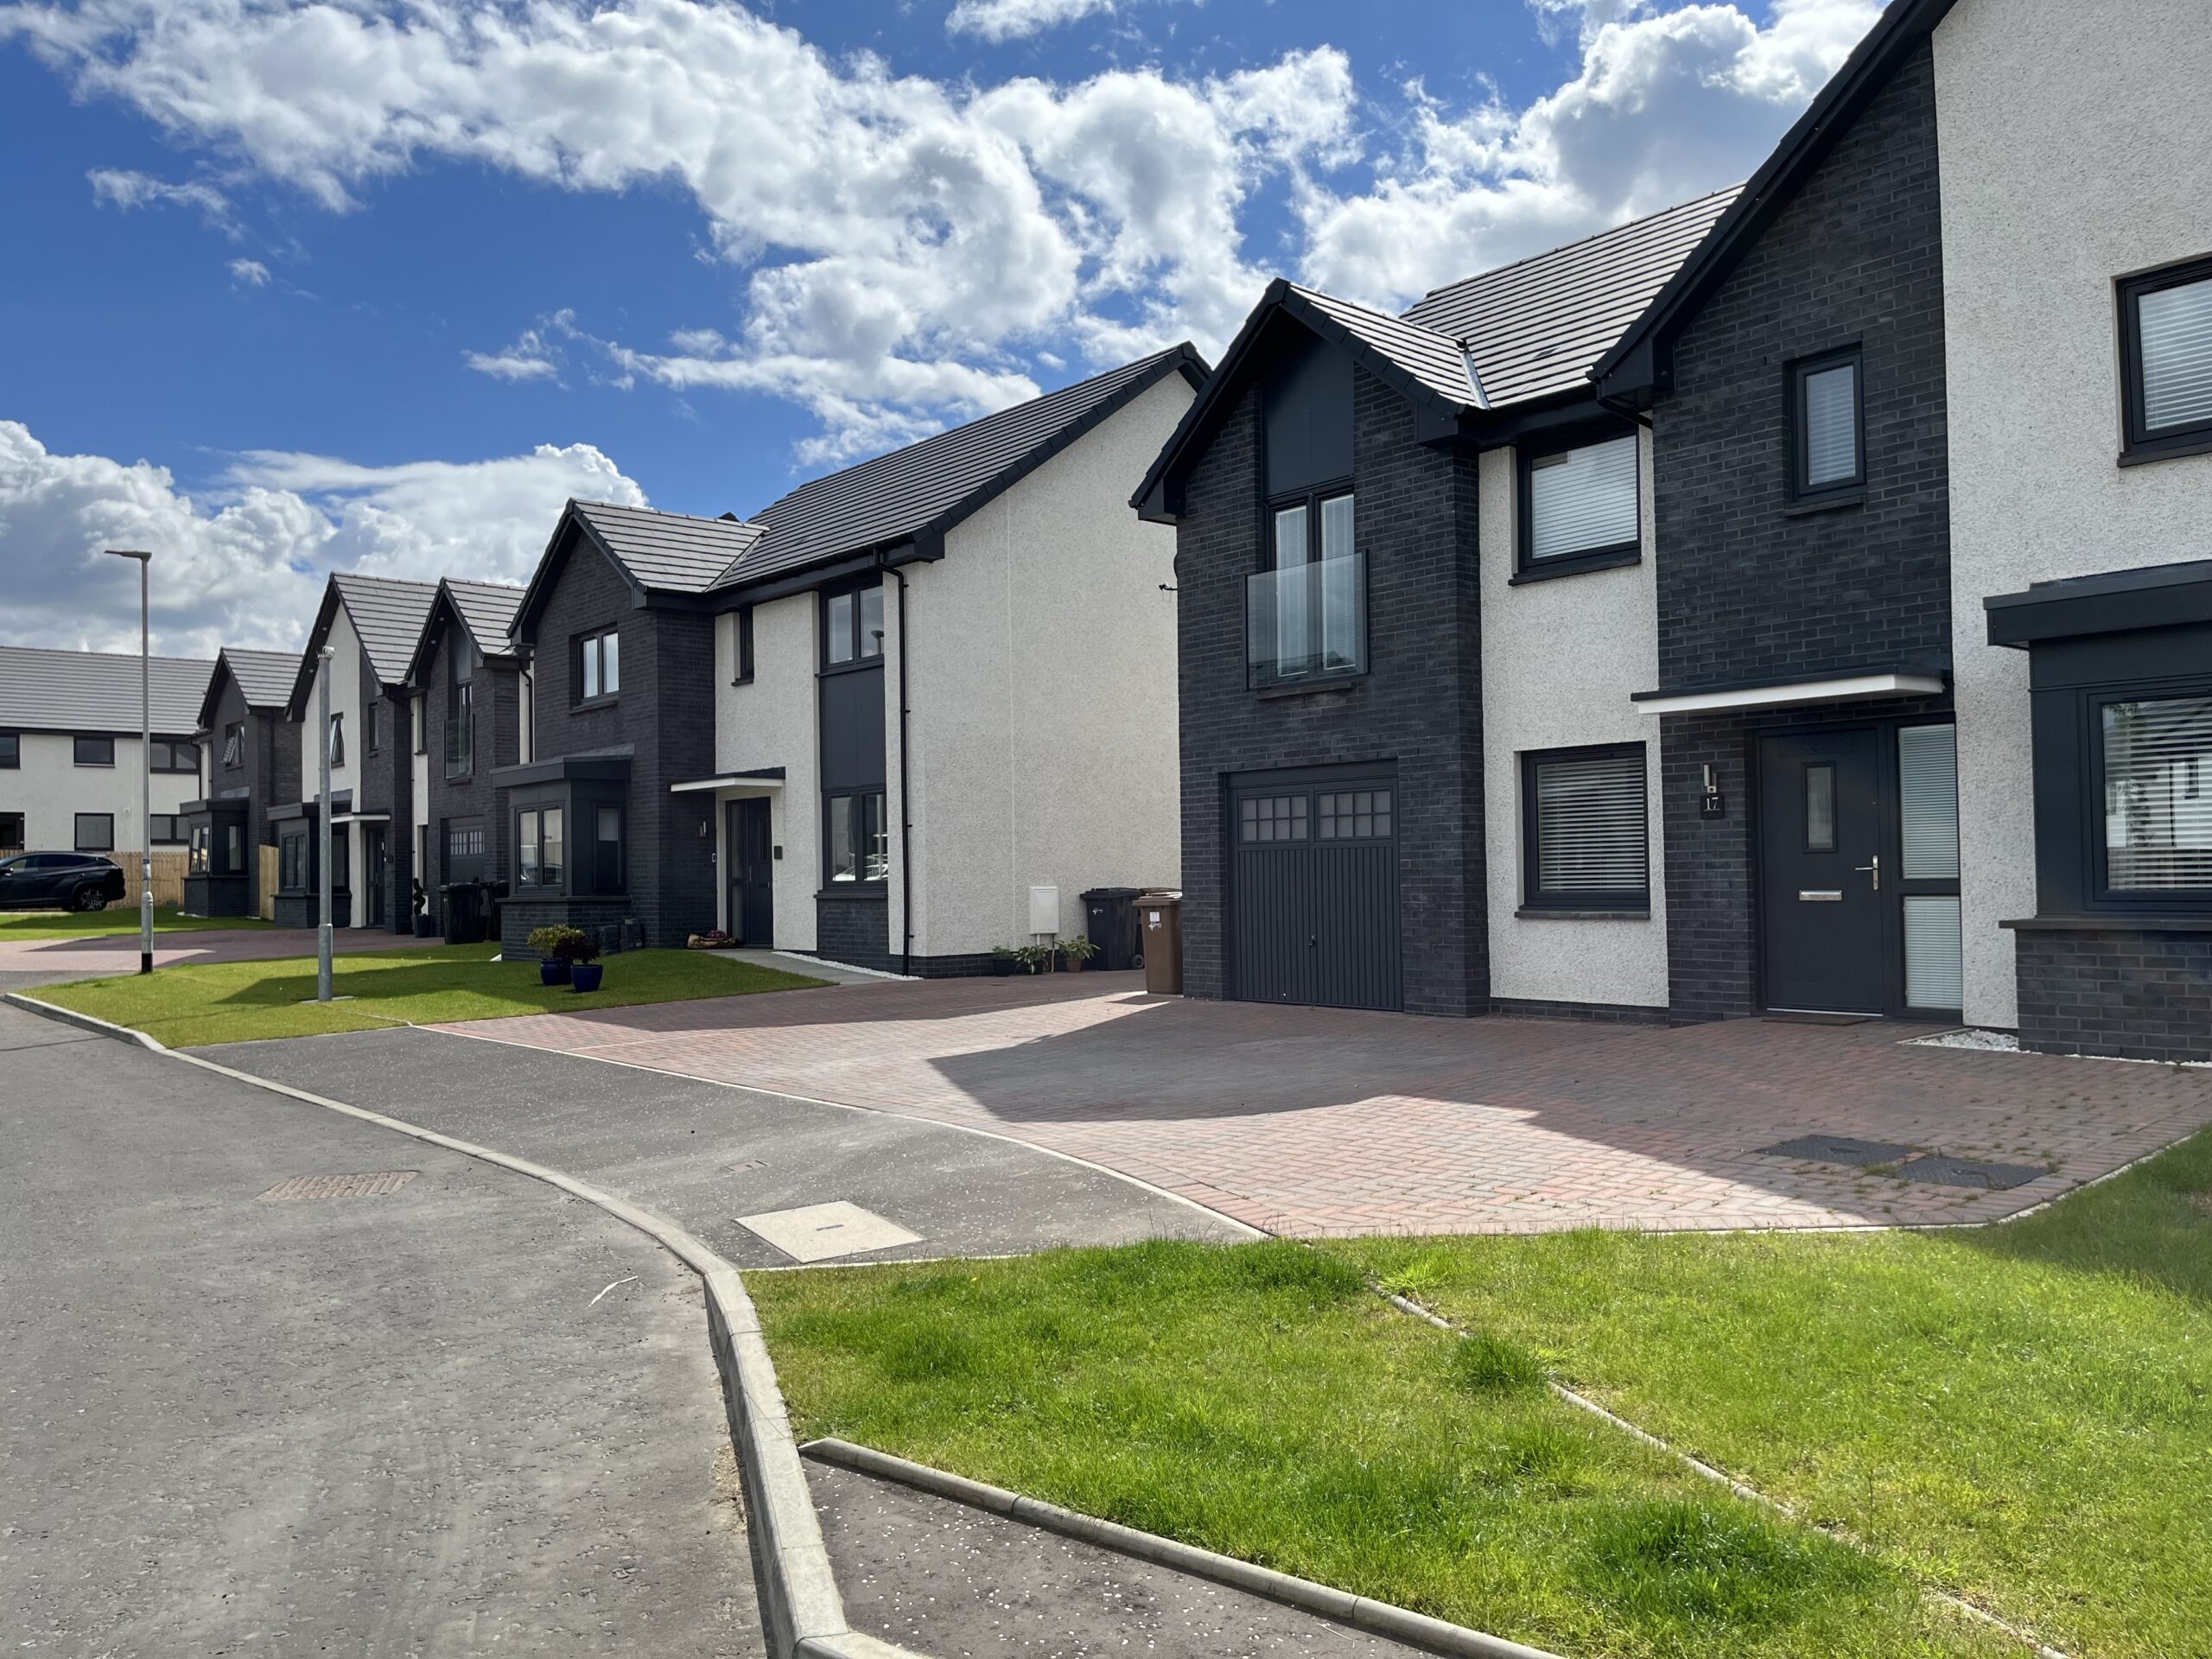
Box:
[0,645,211,859]
[276,574,437,931]
[402,578,528,930]
[502,346,1203,969]
[181,646,302,916]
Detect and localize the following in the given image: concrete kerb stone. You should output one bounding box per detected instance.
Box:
[1,990,931,1659]
[800,1437,1568,1659]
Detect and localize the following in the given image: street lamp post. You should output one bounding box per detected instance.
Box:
[316,645,335,1001]
[103,550,154,976]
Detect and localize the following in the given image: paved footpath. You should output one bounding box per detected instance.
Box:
[433,971,2212,1236]
[0,924,333,990]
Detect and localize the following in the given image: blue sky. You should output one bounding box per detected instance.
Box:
[0,0,1881,656]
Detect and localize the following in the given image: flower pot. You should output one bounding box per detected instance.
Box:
[540,959,571,986]
[413,915,436,938]
[991,957,1016,976]
[570,963,604,994]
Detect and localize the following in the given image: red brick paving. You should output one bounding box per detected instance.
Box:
[431,972,2212,1237]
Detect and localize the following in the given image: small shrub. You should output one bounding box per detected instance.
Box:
[1448,1332,1546,1395]
[526,925,591,963]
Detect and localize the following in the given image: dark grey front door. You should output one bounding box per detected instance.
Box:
[1228,767,1401,1011]
[728,798,774,947]
[1758,729,1886,1013]
[365,826,389,928]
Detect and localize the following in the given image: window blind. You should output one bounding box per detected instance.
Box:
[1528,435,1638,561]
[1534,747,1648,896]
[1897,724,1960,880]
[2104,695,2212,890]
[2139,274,2212,433]
[1802,361,1859,486]
[1904,896,1963,1009]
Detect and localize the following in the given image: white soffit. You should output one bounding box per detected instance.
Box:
[1633,672,1946,717]
[669,773,785,793]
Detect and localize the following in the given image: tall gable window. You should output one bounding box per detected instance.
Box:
[1789,347,1864,504]
[446,646,474,779]
[578,628,620,702]
[327,713,345,768]
[1252,328,1363,690]
[2120,255,2212,463]
[1517,430,1639,579]
[222,722,245,769]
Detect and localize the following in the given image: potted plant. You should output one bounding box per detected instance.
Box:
[1058,933,1099,973]
[569,932,605,994]
[410,879,436,938]
[1014,942,1056,975]
[989,945,1020,977]
[527,925,586,986]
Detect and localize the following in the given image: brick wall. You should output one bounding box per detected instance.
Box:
[2014,925,2212,1063]
[423,620,524,905]
[1173,354,1488,1016]
[1650,41,1951,1019]
[816,892,896,974]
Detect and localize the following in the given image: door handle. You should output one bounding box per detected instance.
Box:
[1853,855,1880,892]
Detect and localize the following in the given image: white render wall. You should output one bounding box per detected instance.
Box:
[1934,0,2212,1027]
[713,591,820,950]
[1,732,202,852]
[1478,429,1670,1010]
[900,371,1190,957]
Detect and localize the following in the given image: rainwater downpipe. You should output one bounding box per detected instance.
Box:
[887,562,914,976]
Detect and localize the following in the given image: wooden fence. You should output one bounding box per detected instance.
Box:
[0,849,188,909]
[258,845,279,920]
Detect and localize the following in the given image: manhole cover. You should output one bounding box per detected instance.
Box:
[1893,1156,2048,1191]
[259,1171,419,1201]
[735,1200,923,1263]
[1756,1135,1916,1166]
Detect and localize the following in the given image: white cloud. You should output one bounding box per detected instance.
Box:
[87,165,236,234]
[465,317,568,383]
[1301,0,1882,308]
[0,421,645,658]
[947,0,1114,43]
[227,257,270,285]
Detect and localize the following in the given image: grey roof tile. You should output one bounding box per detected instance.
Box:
[1402,186,1741,406]
[442,579,526,654]
[331,573,440,687]
[218,647,304,711]
[569,503,763,595]
[0,645,213,735]
[1285,286,1480,407]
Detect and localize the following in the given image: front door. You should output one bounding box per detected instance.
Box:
[365,825,389,928]
[728,798,774,948]
[1758,729,1886,1013]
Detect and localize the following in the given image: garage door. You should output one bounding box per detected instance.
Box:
[1228,767,1402,1011]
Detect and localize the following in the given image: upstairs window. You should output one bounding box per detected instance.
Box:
[1519,431,1639,577]
[150,740,198,773]
[366,700,382,754]
[1522,744,1650,913]
[1789,347,1864,503]
[733,605,756,684]
[2120,255,2212,462]
[446,677,474,778]
[578,628,620,702]
[1249,489,1362,690]
[823,585,884,668]
[0,732,17,768]
[327,713,345,768]
[222,723,245,768]
[74,735,115,767]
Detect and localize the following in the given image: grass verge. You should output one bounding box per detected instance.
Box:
[33,942,825,1046]
[1332,1125,2212,1659]
[0,906,273,941]
[753,1240,2012,1658]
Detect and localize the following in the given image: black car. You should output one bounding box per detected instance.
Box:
[0,852,129,912]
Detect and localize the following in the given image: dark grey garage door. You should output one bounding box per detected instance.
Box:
[1228,766,1402,1011]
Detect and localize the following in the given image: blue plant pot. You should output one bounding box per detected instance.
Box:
[540,959,570,986]
[570,963,604,994]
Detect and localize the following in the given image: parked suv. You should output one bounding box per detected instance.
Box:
[0,852,129,912]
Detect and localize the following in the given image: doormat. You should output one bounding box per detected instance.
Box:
[1756,1135,1916,1166]
[1893,1155,2049,1190]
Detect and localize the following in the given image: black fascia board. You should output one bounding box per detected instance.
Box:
[282,578,346,722]
[1591,0,1958,404]
[195,654,237,734]
[488,749,636,788]
[508,502,656,648]
[1985,559,2212,648]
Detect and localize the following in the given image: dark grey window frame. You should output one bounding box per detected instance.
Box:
[1251,480,1363,691]
[1785,345,1866,508]
[74,812,115,853]
[515,804,567,892]
[2085,677,2212,913]
[73,734,116,768]
[222,722,245,769]
[1512,427,1642,583]
[0,731,16,769]
[1518,741,1651,917]
[0,810,22,848]
[327,713,345,768]
[365,698,383,756]
[733,604,756,685]
[445,672,474,779]
[149,739,198,773]
[822,786,888,888]
[820,582,886,675]
[148,814,187,844]
[2118,252,2212,466]
[575,626,620,706]
[279,829,309,893]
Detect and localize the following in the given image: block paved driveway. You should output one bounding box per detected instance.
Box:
[0,923,331,988]
[434,972,2212,1236]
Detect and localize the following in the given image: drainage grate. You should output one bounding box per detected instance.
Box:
[1756,1135,1916,1166]
[258,1171,419,1201]
[1892,1155,2048,1191]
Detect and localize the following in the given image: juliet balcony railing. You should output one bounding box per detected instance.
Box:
[1247,550,1366,691]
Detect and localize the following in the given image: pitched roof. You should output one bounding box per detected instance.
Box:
[0,645,213,735]
[1405,186,1742,406]
[200,646,303,728]
[1595,0,1956,400]
[722,344,1208,589]
[442,579,526,655]
[567,502,763,595]
[331,574,440,685]
[1285,286,1480,408]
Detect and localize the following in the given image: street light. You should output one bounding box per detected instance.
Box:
[316,645,335,1001]
[103,550,154,976]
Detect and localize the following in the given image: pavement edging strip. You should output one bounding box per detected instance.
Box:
[0,989,931,1659]
[799,1437,1569,1659]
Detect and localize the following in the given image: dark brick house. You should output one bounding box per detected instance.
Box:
[275,574,436,933]
[181,647,301,918]
[401,579,525,934]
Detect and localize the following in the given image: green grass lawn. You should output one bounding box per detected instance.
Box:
[753,1241,2012,1659]
[0,906,274,941]
[35,942,826,1046]
[1330,1130,2212,1659]
[756,1131,2212,1659]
